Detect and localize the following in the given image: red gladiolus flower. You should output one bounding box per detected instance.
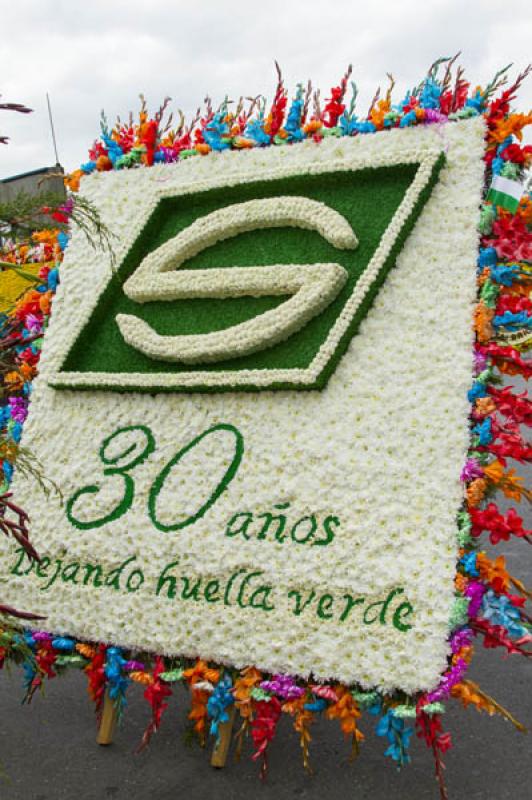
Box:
[500,143,532,164]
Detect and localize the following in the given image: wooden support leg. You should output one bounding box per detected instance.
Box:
[97,690,117,746]
[210,706,236,768]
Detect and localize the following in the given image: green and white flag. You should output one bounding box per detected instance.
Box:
[487,174,523,214]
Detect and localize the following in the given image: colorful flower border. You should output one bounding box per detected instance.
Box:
[1,60,531,796]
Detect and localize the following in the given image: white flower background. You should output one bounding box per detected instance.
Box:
[0,119,485,693]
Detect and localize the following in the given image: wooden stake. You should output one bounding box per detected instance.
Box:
[210,706,236,768]
[96,691,117,746]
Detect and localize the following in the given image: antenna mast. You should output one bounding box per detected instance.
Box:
[46,92,60,165]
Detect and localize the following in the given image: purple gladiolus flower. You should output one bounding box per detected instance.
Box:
[460,458,484,482]
[465,580,486,617]
[8,397,28,423]
[450,628,473,654]
[426,658,468,703]
[260,674,305,699]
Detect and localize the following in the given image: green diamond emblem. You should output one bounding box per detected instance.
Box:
[52,153,444,393]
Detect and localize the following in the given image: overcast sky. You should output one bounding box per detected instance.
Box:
[1,0,531,180]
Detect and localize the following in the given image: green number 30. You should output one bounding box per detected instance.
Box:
[66,423,244,532]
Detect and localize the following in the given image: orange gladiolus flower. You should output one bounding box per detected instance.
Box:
[483,461,530,502]
[476,552,510,593]
[75,643,96,659]
[32,230,59,246]
[517,196,532,225]
[488,112,532,145]
[452,645,473,665]
[452,680,526,731]
[96,155,112,172]
[188,688,210,743]
[369,99,392,130]
[4,371,25,392]
[64,169,84,192]
[303,120,323,135]
[466,478,487,508]
[451,681,497,714]
[183,659,219,687]
[473,301,494,343]
[182,660,220,744]
[483,459,504,484]
[39,291,52,315]
[233,136,254,149]
[0,440,18,463]
[477,267,491,286]
[233,667,262,719]
[129,670,153,686]
[500,470,529,502]
[325,685,364,741]
[282,696,316,772]
[475,397,496,416]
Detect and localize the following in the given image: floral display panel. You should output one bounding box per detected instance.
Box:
[0,119,485,693]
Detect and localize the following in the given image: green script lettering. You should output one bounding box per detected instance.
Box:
[156,560,180,598]
[287,589,316,616]
[363,588,404,625]
[148,424,244,533]
[393,602,414,632]
[317,593,334,619]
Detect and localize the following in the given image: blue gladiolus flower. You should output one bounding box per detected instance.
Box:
[467,381,488,402]
[339,112,358,135]
[367,699,383,716]
[207,675,234,741]
[493,311,532,331]
[203,112,232,151]
[394,92,412,112]
[2,461,13,482]
[460,552,479,577]
[496,136,513,155]
[465,90,484,112]
[478,247,497,270]
[104,647,130,705]
[489,264,519,286]
[57,232,69,251]
[420,78,441,109]
[472,417,492,446]
[244,118,271,146]
[285,86,305,142]
[10,421,23,444]
[52,637,75,651]
[101,134,124,166]
[354,120,377,133]
[304,697,328,713]
[22,660,37,693]
[376,710,413,766]
[491,156,504,176]
[481,590,526,638]
[399,110,417,128]
[47,268,59,292]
